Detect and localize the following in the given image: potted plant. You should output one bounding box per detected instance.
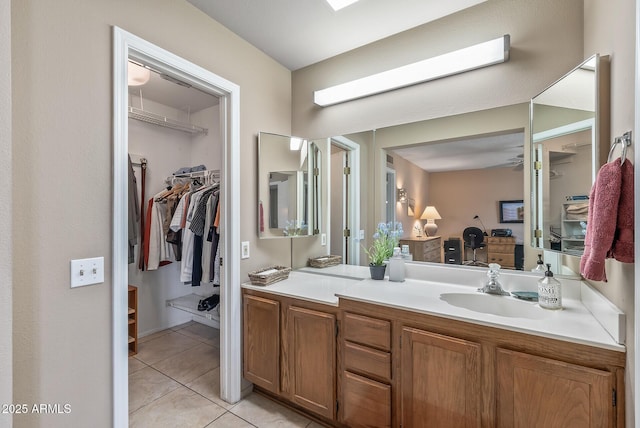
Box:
[364,222,404,280]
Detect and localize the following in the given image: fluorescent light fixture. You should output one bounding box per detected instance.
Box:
[326,0,359,11]
[314,34,510,106]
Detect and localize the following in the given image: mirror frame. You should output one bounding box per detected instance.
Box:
[530,54,610,256]
[257,131,315,239]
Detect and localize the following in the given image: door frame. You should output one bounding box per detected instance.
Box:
[330,136,361,265]
[112,27,241,425]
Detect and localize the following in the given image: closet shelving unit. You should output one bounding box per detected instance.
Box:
[166,294,220,327]
[128,285,138,355]
[560,200,588,256]
[164,168,221,328]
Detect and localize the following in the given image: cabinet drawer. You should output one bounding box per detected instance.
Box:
[488,243,515,253]
[344,341,391,382]
[487,237,515,244]
[488,253,514,266]
[342,371,391,428]
[423,247,441,263]
[344,313,391,351]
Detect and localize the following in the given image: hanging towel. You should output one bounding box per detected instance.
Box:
[580,158,634,281]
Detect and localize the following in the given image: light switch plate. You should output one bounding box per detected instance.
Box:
[70,257,104,288]
[321,233,327,246]
[241,241,250,259]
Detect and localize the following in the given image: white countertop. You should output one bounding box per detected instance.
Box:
[242,264,625,352]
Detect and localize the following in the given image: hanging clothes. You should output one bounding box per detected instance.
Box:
[127,155,140,264]
[137,158,147,270]
[580,157,634,281]
[146,188,174,270]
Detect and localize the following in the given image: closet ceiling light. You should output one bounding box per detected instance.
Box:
[326,0,359,11]
[314,34,510,106]
[128,61,151,86]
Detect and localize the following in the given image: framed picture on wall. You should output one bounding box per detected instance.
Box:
[499,200,524,223]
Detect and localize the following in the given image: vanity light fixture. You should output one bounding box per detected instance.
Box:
[421,206,442,237]
[128,61,151,86]
[314,34,510,106]
[326,0,359,11]
[397,188,408,203]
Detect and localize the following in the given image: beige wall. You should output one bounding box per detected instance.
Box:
[429,168,524,245]
[1,0,12,425]
[387,153,430,240]
[11,0,291,426]
[584,1,636,426]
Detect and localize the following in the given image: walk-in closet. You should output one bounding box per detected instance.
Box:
[126,59,225,422]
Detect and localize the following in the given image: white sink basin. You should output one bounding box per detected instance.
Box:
[439,292,547,320]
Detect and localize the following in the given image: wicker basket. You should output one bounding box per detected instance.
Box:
[248,266,291,286]
[308,255,342,268]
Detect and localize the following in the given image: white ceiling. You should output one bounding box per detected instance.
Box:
[128,66,220,113]
[390,132,525,173]
[186,0,487,71]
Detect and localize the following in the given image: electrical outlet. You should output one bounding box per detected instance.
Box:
[359,230,365,240]
[241,241,250,259]
[321,233,327,246]
[70,257,104,288]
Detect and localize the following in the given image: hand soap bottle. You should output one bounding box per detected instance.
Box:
[538,264,562,310]
[388,247,405,282]
[531,254,546,275]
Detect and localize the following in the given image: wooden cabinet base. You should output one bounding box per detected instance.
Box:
[242,290,625,428]
[342,371,391,428]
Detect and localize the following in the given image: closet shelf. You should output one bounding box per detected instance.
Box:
[167,293,220,326]
[128,106,208,136]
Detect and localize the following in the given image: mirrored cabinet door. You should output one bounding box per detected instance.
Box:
[258,132,322,239]
[530,54,610,257]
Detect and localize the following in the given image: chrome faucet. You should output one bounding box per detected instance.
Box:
[478,263,509,295]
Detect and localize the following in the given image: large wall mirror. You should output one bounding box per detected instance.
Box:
[530,54,610,256]
[258,132,321,239]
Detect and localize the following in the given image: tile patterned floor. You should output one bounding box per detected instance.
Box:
[129,322,324,428]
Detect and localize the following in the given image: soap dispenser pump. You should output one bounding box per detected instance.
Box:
[537,264,562,310]
[531,254,546,275]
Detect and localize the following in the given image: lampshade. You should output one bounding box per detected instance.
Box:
[420,206,441,220]
[128,61,150,86]
[421,206,441,237]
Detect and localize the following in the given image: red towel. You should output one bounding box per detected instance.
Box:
[580,158,634,281]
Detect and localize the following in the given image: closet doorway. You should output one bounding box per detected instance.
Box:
[113,27,241,426]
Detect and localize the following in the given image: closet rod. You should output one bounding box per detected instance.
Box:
[128,106,208,136]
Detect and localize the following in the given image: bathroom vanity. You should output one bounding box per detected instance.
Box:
[241,264,626,427]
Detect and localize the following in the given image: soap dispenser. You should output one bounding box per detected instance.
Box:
[537,264,562,310]
[531,254,546,275]
[388,246,405,282]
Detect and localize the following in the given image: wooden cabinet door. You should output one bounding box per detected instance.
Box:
[401,327,481,428]
[342,371,391,428]
[242,294,280,394]
[496,348,615,428]
[286,306,336,420]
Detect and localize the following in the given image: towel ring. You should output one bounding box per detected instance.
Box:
[607,131,632,165]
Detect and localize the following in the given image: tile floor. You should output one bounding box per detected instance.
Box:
[129,321,324,428]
